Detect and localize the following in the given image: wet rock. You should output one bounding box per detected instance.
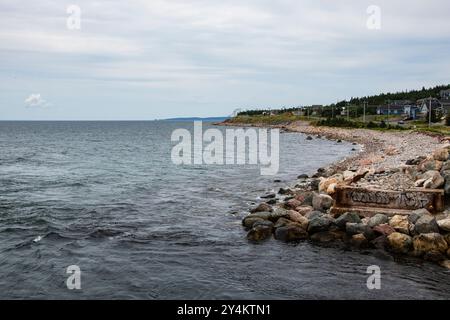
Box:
[387,232,412,254]
[269,208,291,222]
[242,216,265,229]
[284,198,302,210]
[346,222,375,240]
[350,233,368,248]
[297,174,309,180]
[413,215,440,235]
[308,215,333,234]
[247,225,272,242]
[368,214,389,228]
[408,209,431,224]
[432,148,449,162]
[250,203,273,213]
[423,250,446,263]
[306,136,313,140]
[261,193,276,199]
[412,233,448,256]
[295,206,314,216]
[274,217,291,229]
[253,220,274,229]
[309,178,320,191]
[287,210,309,230]
[275,224,308,242]
[373,224,396,236]
[371,235,389,250]
[278,187,294,195]
[312,192,334,211]
[310,230,344,243]
[437,218,450,232]
[439,260,450,269]
[295,192,313,206]
[305,210,324,220]
[266,199,277,205]
[419,170,445,189]
[337,139,342,143]
[389,215,410,235]
[335,212,361,230]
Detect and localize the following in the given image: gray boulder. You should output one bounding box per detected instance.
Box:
[346,222,375,240]
[413,215,440,235]
[308,215,333,234]
[368,214,388,228]
[408,209,431,224]
[335,212,361,230]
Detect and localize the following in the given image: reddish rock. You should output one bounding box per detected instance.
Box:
[373,224,396,236]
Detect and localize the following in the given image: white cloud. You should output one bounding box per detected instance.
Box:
[24,93,47,108]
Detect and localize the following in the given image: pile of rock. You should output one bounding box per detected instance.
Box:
[241,145,450,269]
[243,199,450,268]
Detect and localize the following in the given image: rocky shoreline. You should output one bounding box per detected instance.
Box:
[219,120,450,269]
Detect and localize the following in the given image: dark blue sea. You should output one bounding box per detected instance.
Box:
[0,121,448,299]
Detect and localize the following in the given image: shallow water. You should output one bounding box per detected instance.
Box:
[0,121,448,299]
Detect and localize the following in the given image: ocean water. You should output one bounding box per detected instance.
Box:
[0,121,448,299]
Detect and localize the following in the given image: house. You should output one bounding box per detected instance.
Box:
[439,89,450,115]
[376,100,415,117]
[416,97,444,118]
[376,105,405,115]
[440,89,450,100]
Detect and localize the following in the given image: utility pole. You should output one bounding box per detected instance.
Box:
[363,101,367,123]
[429,96,432,128]
[347,102,350,121]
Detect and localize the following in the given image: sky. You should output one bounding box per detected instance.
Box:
[0,0,449,120]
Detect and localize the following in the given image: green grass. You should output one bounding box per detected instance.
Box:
[225,114,450,136]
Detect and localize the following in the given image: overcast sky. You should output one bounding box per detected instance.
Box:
[1,0,449,120]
